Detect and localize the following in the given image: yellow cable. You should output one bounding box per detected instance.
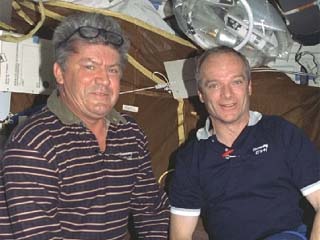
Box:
[18,0,65,21]
[177,99,185,145]
[157,99,185,185]
[0,22,16,31]
[158,169,175,185]
[127,54,165,84]
[0,0,45,42]
[12,1,34,25]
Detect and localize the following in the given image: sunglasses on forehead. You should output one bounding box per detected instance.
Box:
[58,26,124,48]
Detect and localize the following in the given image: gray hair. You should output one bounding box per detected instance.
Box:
[195,46,251,88]
[52,12,130,71]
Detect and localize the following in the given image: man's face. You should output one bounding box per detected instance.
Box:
[198,52,251,126]
[54,42,121,122]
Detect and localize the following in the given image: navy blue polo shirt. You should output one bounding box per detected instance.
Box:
[169,111,320,240]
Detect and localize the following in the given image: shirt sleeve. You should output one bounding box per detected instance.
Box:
[0,169,14,239]
[169,140,203,214]
[130,128,170,239]
[281,118,320,195]
[1,141,61,240]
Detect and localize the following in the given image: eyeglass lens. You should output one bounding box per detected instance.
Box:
[78,26,123,46]
[58,26,124,47]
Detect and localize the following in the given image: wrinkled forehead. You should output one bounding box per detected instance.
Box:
[65,41,121,64]
[67,40,120,58]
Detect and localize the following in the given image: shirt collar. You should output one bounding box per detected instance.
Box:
[196,111,262,140]
[47,89,127,126]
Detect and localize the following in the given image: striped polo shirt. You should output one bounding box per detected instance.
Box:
[0,90,169,239]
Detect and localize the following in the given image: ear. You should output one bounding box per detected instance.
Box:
[53,63,64,85]
[248,80,252,96]
[198,89,205,103]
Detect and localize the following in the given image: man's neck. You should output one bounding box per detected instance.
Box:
[85,118,108,152]
[212,119,248,147]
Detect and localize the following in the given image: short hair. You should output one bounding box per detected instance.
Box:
[52,12,130,71]
[195,46,251,88]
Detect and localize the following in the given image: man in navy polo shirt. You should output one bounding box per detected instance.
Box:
[169,46,320,240]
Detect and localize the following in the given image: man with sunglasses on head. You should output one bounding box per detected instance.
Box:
[0,12,169,239]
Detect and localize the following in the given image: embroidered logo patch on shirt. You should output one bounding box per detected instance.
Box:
[222,148,236,159]
[252,144,269,155]
[117,152,134,160]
